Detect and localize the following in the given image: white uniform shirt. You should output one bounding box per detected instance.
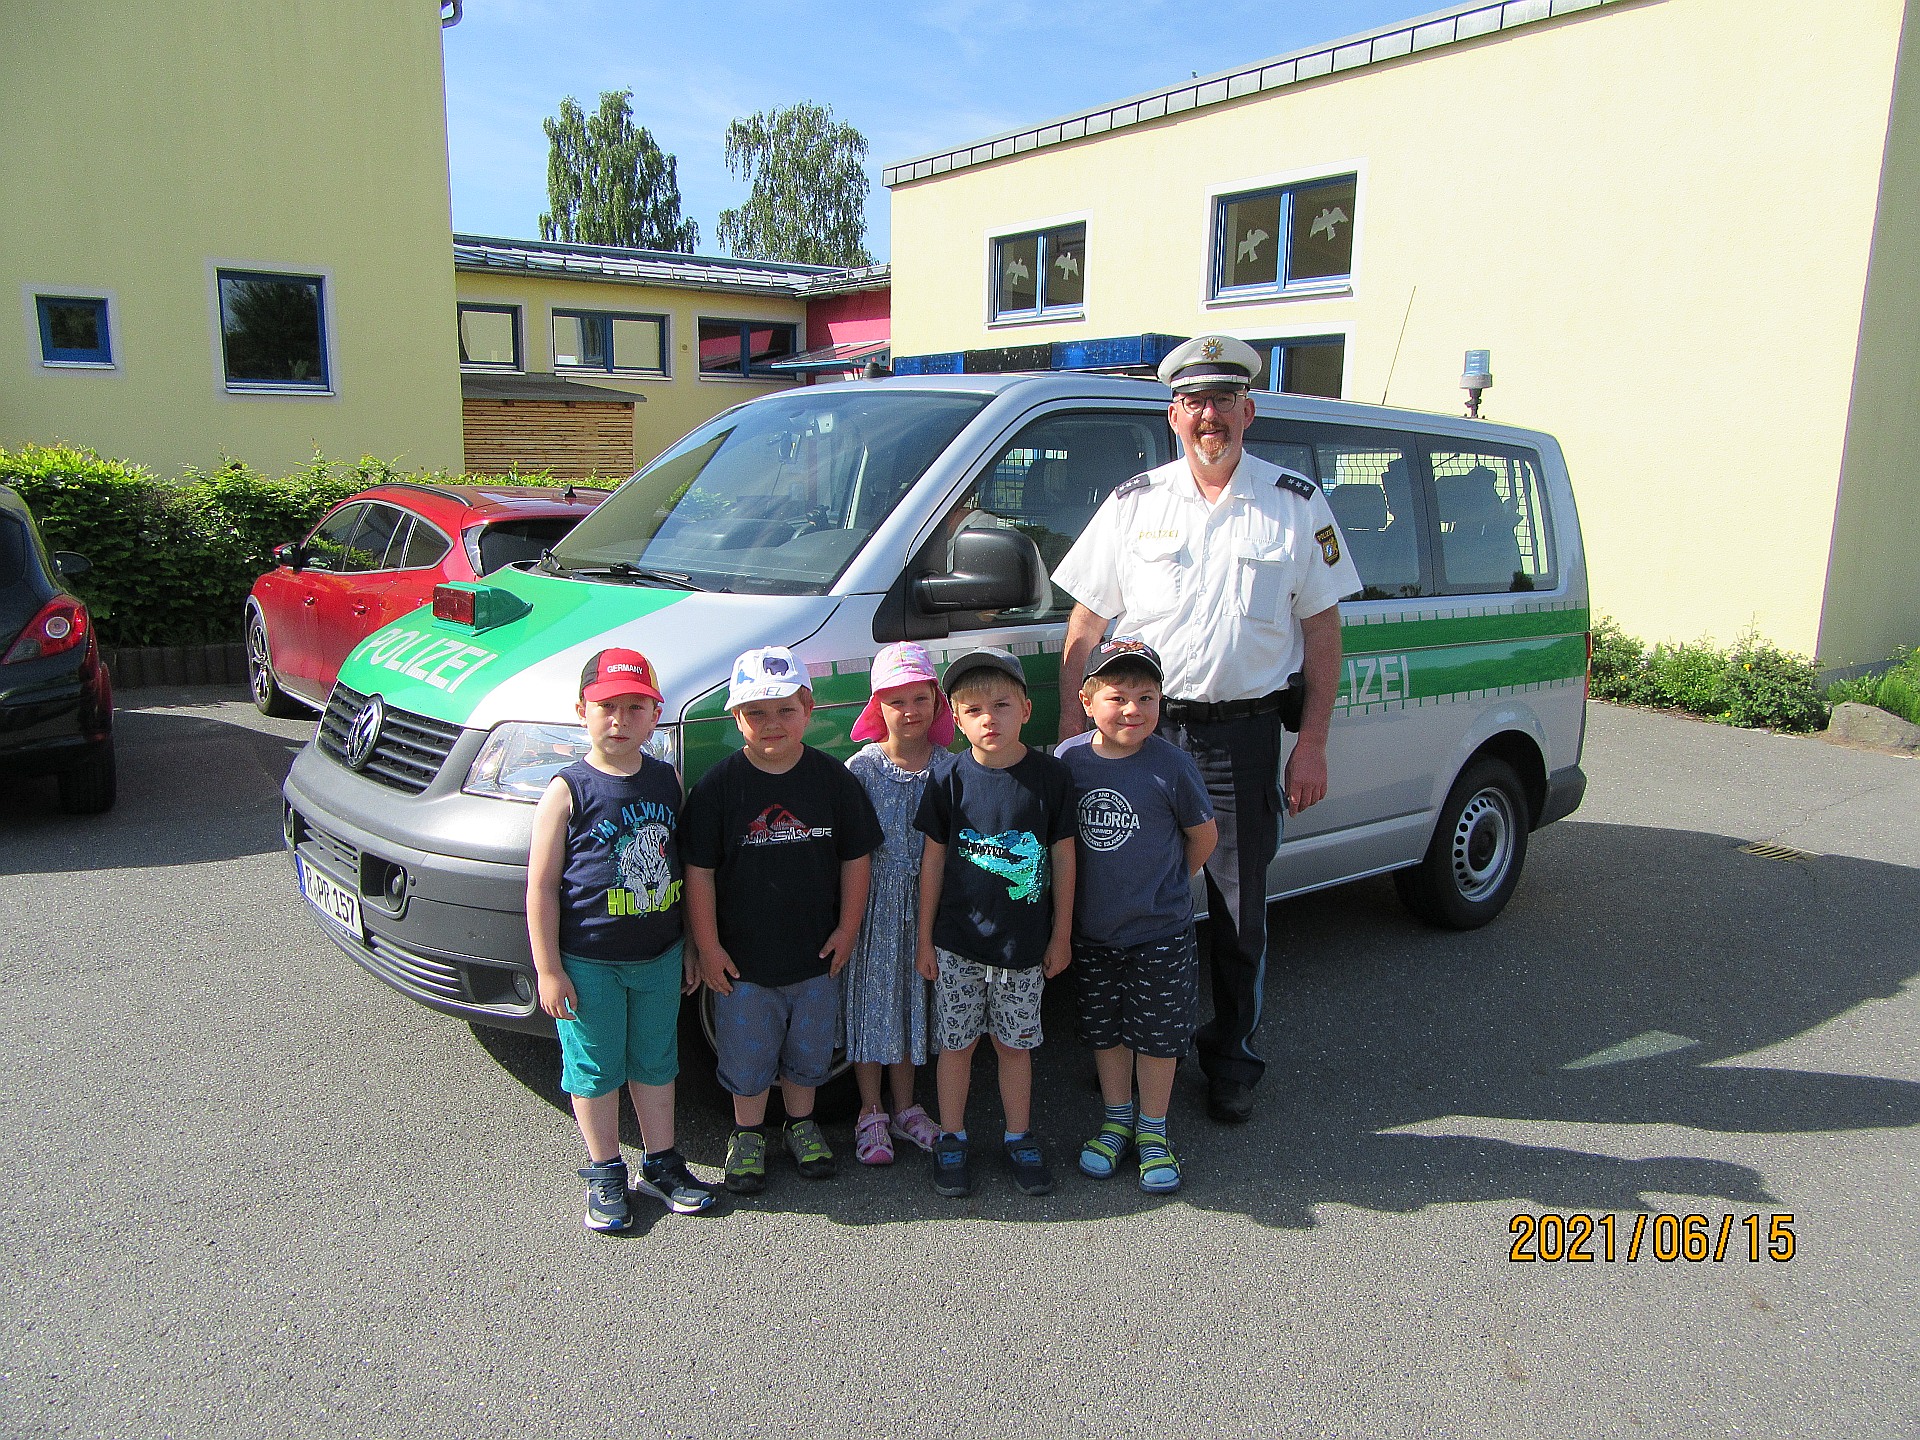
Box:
[1052,452,1362,702]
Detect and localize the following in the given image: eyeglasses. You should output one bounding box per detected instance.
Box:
[1174,390,1248,415]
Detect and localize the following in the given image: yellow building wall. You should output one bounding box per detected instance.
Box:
[890,0,1911,659]
[0,0,463,477]
[454,271,806,472]
[1819,3,1920,668]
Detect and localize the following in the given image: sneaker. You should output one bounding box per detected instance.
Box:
[854,1108,895,1166]
[784,1117,837,1179]
[889,1104,941,1153]
[635,1150,719,1214]
[1003,1135,1056,1196]
[932,1133,973,1198]
[579,1159,632,1232]
[724,1128,768,1195]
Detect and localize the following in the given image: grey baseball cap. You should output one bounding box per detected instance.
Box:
[940,646,1027,695]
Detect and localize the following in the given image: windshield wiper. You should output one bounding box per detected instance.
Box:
[559,561,703,591]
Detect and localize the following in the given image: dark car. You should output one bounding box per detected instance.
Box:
[245,482,606,716]
[0,484,114,813]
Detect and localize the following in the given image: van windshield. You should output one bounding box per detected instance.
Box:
[550,390,989,595]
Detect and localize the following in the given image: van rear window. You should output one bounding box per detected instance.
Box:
[554,390,989,595]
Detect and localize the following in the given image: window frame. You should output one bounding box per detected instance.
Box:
[1421,438,1559,597]
[695,317,799,380]
[33,293,114,367]
[551,307,669,377]
[1206,168,1361,305]
[1240,332,1349,398]
[213,265,333,395]
[457,303,522,371]
[986,217,1090,326]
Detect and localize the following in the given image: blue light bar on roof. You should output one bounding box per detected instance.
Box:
[893,333,1186,378]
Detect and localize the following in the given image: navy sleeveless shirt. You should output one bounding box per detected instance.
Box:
[557,756,684,963]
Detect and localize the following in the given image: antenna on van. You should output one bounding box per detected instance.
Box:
[1380,286,1415,405]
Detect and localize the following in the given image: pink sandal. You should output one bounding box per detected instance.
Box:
[888,1104,941,1153]
[855,1108,895,1166]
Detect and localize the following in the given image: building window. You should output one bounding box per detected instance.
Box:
[553,310,666,374]
[991,223,1086,320]
[218,270,329,389]
[458,304,520,368]
[1244,335,1345,398]
[1212,174,1357,298]
[698,318,797,377]
[36,296,113,365]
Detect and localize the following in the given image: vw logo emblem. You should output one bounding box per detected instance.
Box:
[344,694,385,770]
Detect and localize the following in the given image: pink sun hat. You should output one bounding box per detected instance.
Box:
[851,642,956,746]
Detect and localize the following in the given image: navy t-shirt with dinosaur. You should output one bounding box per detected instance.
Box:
[914,748,1076,971]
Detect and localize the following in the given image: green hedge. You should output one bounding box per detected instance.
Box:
[0,444,559,648]
[1825,647,1920,725]
[1589,615,1830,731]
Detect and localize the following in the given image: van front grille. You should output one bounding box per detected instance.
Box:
[317,684,463,794]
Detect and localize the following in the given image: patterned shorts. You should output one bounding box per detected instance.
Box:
[1072,928,1198,1059]
[933,949,1046,1052]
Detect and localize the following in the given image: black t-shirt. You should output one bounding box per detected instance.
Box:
[680,746,883,987]
[913,748,1076,970]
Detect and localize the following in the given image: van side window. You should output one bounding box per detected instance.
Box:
[1249,423,1426,599]
[939,410,1167,630]
[1429,446,1555,594]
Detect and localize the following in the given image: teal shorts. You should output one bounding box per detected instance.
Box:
[556,943,684,1097]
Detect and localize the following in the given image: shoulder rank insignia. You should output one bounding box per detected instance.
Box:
[1273,469,1316,499]
[1315,524,1341,566]
[1114,472,1152,499]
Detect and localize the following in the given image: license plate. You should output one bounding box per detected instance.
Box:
[297,854,363,941]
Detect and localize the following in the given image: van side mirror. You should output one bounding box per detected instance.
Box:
[52,551,92,580]
[915,526,1047,613]
[273,541,308,572]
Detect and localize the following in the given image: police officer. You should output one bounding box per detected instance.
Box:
[1052,335,1360,1123]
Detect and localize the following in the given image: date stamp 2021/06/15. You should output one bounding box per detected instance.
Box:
[1508,1213,1797,1263]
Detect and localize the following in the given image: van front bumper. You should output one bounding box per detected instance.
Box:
[282,738,555,1034]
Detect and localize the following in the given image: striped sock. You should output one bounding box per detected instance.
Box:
[1136,1112,1171,1162]
[1104,1099,1135,1132]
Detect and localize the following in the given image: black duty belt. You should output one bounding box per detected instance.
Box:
[1162,690,1289,724]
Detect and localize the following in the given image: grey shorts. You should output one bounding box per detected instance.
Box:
[933,949,1045,1052]
[712,973,840,1096]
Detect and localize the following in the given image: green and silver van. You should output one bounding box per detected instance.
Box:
[283,374,1587,1030]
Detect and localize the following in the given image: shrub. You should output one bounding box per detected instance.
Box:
[1825,646,1920,725]
[1587,615,1828,732]
[0,443,563,648]
[1720,634,1828,731]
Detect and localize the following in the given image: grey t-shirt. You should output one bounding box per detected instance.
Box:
[1056,733,1213,948]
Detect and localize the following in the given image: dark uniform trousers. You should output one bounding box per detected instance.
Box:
[1159,709,1283,1089]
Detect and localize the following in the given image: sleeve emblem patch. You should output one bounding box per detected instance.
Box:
[1315,525,1341,566]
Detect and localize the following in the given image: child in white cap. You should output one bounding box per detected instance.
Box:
[841,642,955,1165]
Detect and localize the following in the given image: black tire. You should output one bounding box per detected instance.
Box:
[247,608,307,717]
[56,742,116,815]
[1393,756,1529,930]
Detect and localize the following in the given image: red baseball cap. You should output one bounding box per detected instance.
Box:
[579,647,663,703]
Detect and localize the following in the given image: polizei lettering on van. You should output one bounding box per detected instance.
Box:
[357,629,499,693]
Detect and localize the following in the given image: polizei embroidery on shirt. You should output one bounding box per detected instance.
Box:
[958,828,1047,902]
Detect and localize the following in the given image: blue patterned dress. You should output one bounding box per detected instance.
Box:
[842,744,934,1065]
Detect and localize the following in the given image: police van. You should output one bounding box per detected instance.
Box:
[282,373,1588,1031]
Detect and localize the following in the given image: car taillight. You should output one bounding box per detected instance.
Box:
[2,597,89,664]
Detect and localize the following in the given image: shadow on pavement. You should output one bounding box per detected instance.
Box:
[477,816,1920,1229]
[0,698,309,875]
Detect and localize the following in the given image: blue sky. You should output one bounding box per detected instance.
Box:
[443,1,1439,260]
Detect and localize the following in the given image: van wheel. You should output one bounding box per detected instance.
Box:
[57,743,117,815]
[1394,756,1528,929]
[247,609,306,718]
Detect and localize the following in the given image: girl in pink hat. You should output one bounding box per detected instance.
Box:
[842,642,956,1164]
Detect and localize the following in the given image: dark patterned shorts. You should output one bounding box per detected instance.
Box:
[1072,928,1199,1059]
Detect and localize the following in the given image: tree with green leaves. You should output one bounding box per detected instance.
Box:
[716,103,872,266]
[539,89,698,252]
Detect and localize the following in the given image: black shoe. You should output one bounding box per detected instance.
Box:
[579,1159,633,1232]
[932,1133,973,1198]
[635,1150,719,1214]
[1003,1135,1056,1196]
[1207,1078,1256,1124]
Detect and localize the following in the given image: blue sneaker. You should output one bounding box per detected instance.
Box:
[635,1150,719,1214]
[932,1133,973,1198]
[1003,1135,1056,1197]
[579,1159,632,1232]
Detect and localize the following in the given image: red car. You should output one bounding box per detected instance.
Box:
[246,482,606,715]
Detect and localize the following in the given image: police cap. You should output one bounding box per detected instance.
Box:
[1157,334,1262,394]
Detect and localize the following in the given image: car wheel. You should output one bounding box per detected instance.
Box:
[56,742,116,815]
[1393,756,1529,930]
[247,608,307,717]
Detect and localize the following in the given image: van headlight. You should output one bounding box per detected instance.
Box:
[461,721,680,801]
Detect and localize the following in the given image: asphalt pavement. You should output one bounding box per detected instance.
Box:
[1,691,1915,1439]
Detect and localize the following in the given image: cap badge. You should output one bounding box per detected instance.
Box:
[1201,338,1224,361]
